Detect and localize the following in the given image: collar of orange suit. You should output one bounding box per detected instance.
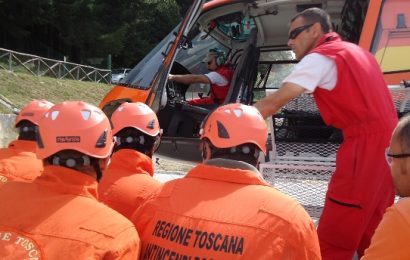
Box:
[187,158,270,186]
[8,140,37,153]
[108,149,154,176]
[36,165,98,199]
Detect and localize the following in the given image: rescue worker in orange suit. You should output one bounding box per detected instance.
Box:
[99,102,163,219]
[362,115,410,259]
[130,103,321,259]
[0,101,140,259]
[254,8,397,259]
[168,48,234,107]
[0,99,53,185]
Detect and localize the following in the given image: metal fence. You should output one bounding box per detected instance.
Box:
[0,48,111,84]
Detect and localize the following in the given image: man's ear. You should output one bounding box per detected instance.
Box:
[311,23,323,37]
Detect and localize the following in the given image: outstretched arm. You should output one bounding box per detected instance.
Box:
[254,82,306,119]
[168,74,210,85]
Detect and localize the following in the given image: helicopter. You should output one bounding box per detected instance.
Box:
[100,0,410,162]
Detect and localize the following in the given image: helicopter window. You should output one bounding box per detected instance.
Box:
[125,24,181,89]
[339,0,369,43]
[216,12,256,42]
[173,30,229,102]
[265,63,295,89]
[252,50,297,103]
[174,32,225,73]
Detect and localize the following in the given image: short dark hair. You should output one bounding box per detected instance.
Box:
[113,127,157,157]
[397,114,410,152]
[202,139,260,166]
[291,7,332,33]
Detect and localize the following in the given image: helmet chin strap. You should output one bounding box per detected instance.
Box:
[49,155,102,181]
[91,158,103,182]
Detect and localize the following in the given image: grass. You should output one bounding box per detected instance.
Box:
[0,69,114,113]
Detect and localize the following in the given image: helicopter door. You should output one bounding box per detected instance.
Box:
[146,0,205,112]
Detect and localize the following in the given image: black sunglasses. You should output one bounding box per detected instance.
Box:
[385,147,410,165]
[288,23,314,40]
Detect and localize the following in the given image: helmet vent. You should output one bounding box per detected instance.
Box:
[217,121,230,139]
[81,110,91,120]
[95,128,108,148]
[51,111,59,120]
[233,108,243,118]
[147,119,155,129]
[138,103,150,112]
[22,112,34,117]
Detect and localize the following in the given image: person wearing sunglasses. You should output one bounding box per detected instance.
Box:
[98,102,163,220]
[363,115,410,259]
[254,7,397,260]
[168,48,234,107]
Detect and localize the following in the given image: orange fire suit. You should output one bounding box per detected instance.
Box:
[131,159,321,259]
[99,149,162,219]
[362,198,410,259]
[0,140,43,185]
[0,165,140,259]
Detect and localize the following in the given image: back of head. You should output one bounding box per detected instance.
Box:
[15,99,54,141]
[111,102,161,156]
[36,101,114,179]
[291,7,332,33]
[200,103,267,166]
[390,114,410,197]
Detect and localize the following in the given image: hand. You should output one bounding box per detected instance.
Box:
[175,99,184,109]
[168,74,174,81]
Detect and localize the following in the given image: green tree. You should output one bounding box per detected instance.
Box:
[52,0,100,62]
[0,0,54,55]
[0,0,183,68]
[95,0,180,67]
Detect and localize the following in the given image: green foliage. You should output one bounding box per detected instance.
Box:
[0,0,184,68]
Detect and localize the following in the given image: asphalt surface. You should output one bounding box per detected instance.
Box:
[152,154,195,182]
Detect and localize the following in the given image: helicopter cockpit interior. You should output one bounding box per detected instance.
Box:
[157,10,260,139]
[157,0,371,144]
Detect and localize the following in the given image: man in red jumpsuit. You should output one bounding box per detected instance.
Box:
[130,103,321,259]
[254,7,397,259]
[168,48,234,106]
[0,99,53,184]
[99,102,163,219]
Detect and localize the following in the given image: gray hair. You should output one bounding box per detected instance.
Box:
[291,7,332,33]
